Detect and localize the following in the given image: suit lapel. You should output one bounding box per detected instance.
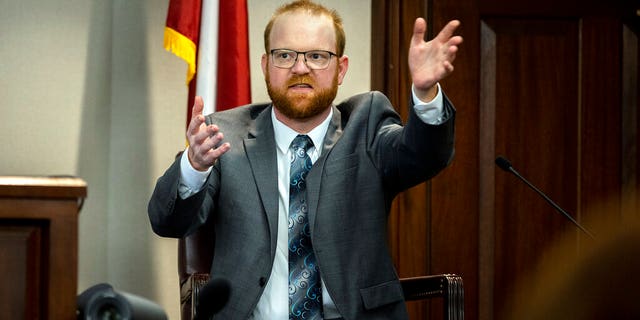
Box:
[244,105,344,246]
[244,107,279,254]
[307,106,343,234]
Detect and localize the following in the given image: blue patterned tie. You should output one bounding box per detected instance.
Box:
[288,135,323,320]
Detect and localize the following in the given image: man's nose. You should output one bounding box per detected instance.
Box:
[291,53,310,74]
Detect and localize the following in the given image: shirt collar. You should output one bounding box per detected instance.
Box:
[272,106,333,155]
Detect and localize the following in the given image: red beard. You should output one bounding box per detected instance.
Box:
[265,72,338,120]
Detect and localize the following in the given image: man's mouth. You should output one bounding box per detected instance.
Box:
[289,83,313,89]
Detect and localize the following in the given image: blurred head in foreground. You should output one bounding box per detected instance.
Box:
[505,196,640,320]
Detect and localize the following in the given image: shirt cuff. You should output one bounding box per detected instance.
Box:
[178,147,211,199]
[412,83,445,125]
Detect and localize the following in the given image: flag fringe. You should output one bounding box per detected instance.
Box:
[163,27,197,85]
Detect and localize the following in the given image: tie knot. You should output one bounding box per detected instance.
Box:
[290,135,313,153]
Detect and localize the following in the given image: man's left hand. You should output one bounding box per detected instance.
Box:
[409,18,463,101]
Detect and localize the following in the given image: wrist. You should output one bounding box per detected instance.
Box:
[413,83,439,103]
[418,85,438,102]
[187,148,210,172]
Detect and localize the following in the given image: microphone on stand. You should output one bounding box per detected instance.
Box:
[194,277,231,320]
[495,156,595,239]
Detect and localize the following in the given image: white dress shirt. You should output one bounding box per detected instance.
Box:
[177,84,445,319]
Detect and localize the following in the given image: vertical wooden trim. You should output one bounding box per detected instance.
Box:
[579,17,623,229]
[478,20,496,320]
[622,25,639,220]
[576,19,583,234]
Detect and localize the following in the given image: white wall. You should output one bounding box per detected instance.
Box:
[0,0,370,318]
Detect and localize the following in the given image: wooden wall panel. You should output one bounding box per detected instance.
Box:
[482,18,582,316]
[0,225,42,319]
[372,0,638,319]
[580,17,623,225]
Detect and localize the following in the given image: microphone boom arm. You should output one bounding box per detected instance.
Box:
[496,156,595,239]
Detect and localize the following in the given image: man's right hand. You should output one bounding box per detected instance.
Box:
[186,96,231,171]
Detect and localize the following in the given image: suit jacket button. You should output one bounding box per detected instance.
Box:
[259,277,267,287]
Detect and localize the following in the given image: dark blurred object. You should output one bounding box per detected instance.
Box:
[77,283,168,320]
[504,211,640,320]
[192,278,231,320]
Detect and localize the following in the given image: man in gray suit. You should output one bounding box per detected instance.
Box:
[149,0,462,319]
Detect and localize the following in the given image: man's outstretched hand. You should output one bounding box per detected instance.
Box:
[409,18,463,102]
[186,96,231,171]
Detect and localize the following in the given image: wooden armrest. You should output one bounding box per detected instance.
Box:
[400,274,464,320]
[180,273,210,320]
[182,273,463,319]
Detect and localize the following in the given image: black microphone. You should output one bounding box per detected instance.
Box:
[194,277,231,320]
[495,156,595,239]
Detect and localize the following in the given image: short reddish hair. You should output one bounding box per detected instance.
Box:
[263,0,346,57]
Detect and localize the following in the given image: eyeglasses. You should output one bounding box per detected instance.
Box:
[269,49,337,70]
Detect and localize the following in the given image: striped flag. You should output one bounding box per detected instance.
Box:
[163,0,201,85]
[164,0,251,127]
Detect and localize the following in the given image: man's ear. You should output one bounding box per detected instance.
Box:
[261,54,268,76]
[337,55,349,85]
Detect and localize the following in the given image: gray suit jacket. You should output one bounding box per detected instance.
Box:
[148,91,455,319]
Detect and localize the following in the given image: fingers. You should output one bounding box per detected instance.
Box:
[185,96,231,171]
[194,130,230,165]
[413,19,462,46]
[192,96,204,119]
[446,41,459,60]
[443,61,454,73]
[411,18,427,47]
[187,124,231,171]
[409,18,463,91]
[204,141,231,164]
[194,124,222,149]
[436,20,461,44]
[439,22,462,66]
[188,96,206,137]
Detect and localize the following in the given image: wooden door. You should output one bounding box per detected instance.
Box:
[372,0,640,319]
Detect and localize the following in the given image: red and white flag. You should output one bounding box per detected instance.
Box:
[164,0,251,127]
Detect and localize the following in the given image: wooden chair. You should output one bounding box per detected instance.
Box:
[178,223,464,319]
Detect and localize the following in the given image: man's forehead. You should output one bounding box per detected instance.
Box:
[270,12,334,37]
